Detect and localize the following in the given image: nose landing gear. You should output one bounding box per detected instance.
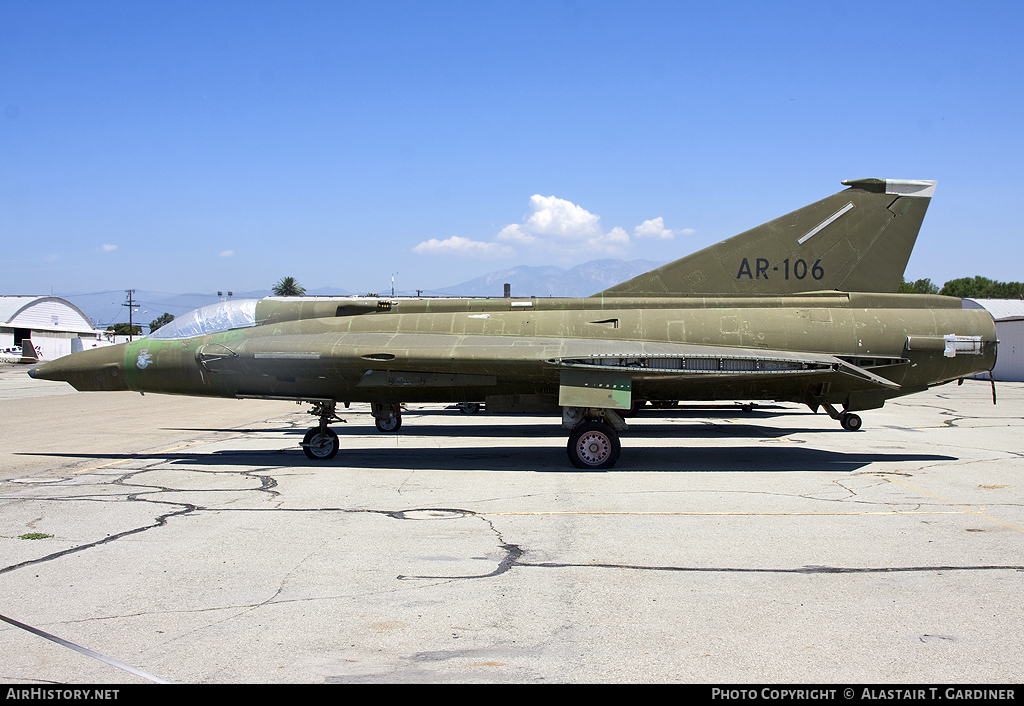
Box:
[302,427,339,459]
[302,400,343,460]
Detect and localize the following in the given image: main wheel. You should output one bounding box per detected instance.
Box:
[840,413,862,431]
[459,402,481,415]
[567,421,621,470]
[375,414,402,433]
[302,428,339,460]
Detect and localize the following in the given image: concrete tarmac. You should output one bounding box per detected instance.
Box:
[1,363,1022,683]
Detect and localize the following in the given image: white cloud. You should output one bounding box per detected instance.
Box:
[495,224,536,244]
[582,226,628,256]
[521,195,602,240]
[493,195,629,255]
[101,244,117,252]
[413,194,687,260]
[413,236,513,257]
[633,217,671,239]
[601,226,629,245]
[633,218,696,240]
[220,250,234,257]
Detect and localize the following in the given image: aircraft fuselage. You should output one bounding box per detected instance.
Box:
[34,292,996,416]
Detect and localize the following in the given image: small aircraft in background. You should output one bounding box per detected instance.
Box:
[1,341,39,365]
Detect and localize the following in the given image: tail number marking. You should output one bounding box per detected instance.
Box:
[737,258,824,280]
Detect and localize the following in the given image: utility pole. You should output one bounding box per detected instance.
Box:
[122,289,137,341]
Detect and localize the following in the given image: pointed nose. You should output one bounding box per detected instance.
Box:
[29,344,130,391]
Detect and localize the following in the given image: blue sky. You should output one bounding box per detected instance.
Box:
[2,1,1022,296]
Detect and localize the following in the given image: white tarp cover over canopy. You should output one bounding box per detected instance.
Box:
[149,299,259,340]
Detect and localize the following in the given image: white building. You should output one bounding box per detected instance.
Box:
[0,296,109,361]
[963,299,1024,382]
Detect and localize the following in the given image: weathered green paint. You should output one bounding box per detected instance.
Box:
[601,180,935,296]
[36,293,996,410]
[559,368,632,409]
[30,179,994,431]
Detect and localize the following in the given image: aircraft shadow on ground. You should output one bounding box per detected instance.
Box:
[23,446,957,473]
[157,406,805,437]
[325,423,836,440]
[159,419,836,440]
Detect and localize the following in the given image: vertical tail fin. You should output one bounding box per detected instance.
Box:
[598,179,936,296]
[19,339,39,363]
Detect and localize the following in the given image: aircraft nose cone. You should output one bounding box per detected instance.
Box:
[29,344,130,392]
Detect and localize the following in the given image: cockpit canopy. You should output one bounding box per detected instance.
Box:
[148,299,259,340]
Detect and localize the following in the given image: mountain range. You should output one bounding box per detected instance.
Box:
[57,258,665,330]
[431,259,663,298]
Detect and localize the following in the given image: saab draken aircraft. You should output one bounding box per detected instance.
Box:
[31,179,997,468]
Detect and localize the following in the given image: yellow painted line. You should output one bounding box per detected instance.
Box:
[72,440,205,475]
[884,477,1024,534]
[485,510,967,517]
[72,459,133,474]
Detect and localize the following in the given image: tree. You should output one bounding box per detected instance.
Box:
[272,276,305,296]
[940,276,1024,299]
[106,323,143,336]
[897,278,939,294]
[149,312,175,333]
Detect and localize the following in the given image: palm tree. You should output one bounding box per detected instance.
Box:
[272,276,305,296]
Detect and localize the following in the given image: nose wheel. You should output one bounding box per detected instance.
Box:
[301,399,343,460]
[302,427,339,459]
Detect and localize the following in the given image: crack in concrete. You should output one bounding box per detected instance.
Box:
[514,562,1024,574]
[398,542,524,581]
[0,498,196,576]
[8,442,1024,592]
[0,465,273,575]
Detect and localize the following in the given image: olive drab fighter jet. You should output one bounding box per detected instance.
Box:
[31,179,998,469]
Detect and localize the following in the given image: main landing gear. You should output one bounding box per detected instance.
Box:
[302,400,342,460]
[563,407,627,470]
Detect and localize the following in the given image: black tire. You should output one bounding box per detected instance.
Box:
[302,428,339,460]
[459,402,481,415]
[375,414,402,433]
[567,421,621,470]
[841,413,862,431]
